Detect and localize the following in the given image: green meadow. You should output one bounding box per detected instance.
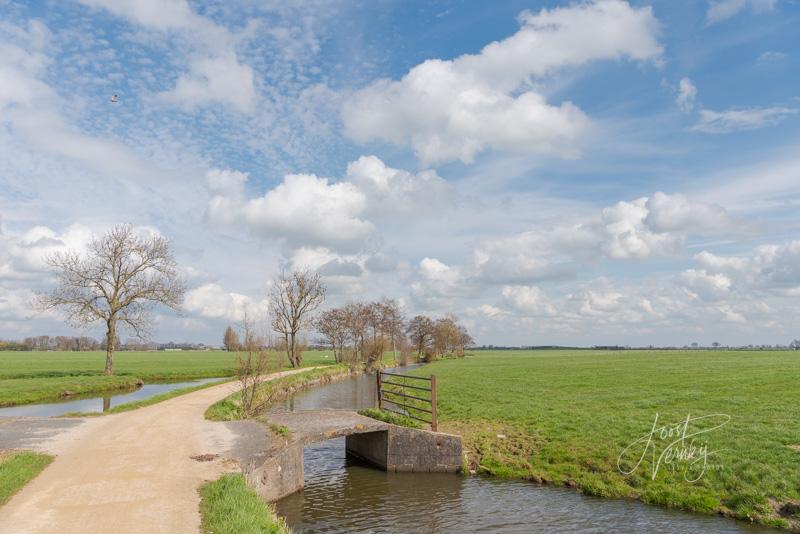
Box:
[416,349,800,530]
[0,350,338,407]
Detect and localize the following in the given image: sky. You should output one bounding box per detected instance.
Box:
[0,0,799,347]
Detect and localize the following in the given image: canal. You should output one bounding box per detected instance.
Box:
[271,369,774,533]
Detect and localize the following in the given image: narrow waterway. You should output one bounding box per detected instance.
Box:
[272,369,775,533]
[0,377,225,417]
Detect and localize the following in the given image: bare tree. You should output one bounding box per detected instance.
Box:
[376,298,405,362]
[223,325,240,352]
[407,315,435,357]
[315,308,348,363]
[37,225,185,375]
[269,270,326,368]
[236,313,281,418]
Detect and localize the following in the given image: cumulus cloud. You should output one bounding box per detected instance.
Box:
[601,198,684,260]
[643,192,734,235]
[343,0,661,164]
[183,283,261,322]
[679,269,732,301]
[207,157,454,253]
[345,156,454,216]
[692,107,797,133]
[469,192,735,284]
[676,77,697,112]
[693,241,800,294]
[242,174,373,253]
[0,223,94,279]
[502,285,557,316]
[706,0,776,25]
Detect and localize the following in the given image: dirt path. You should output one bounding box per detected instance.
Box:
[0,369,305,534]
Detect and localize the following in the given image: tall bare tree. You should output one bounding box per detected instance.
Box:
[269,270,326,368]
[407,315,435,357]
[315,308,348,362]
[223,325,240,352]
[38,224,185,375]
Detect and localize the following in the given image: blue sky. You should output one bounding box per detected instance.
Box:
[1,0,798,346]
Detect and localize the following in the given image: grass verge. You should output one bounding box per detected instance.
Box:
[205,365,351,421]
[0,451,54,506]
[410,349,800,531]
[358,408,422,429]
[199,473,287,534]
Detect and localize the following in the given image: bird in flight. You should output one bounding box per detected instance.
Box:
[110,94,119,103]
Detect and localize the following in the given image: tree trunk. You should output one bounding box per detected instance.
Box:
[104,317,115,375]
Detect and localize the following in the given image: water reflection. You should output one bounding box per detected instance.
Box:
[0,377,225,418]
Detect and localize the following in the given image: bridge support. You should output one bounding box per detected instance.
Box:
[246,442,305,503]
[243,410,463,502]
[345,427,461,473]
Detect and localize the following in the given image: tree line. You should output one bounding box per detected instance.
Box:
[223,286,474,369]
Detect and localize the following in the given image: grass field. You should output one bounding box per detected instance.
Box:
[0,452,53,507]
[415,350,800,530]
[0,350,338,407]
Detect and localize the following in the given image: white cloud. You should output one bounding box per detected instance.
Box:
[601,197,684,260]
[207,156,455,253]
[676,77,697,112]
[757,51,787,64]
[694,241,800,294]
[0,223,94,279]
[241,174,374,253]
[643,192,734,234]
[78,0,256,112]
[343,0,661,165]
[469,192,737,285]
[502,285,557,316]
[692,107,797,133]
[345,156,454,216]
[679,269,732,301]
[161,53,256,113]
[706,0,776,25]
[183,283,260,322]
[206,168,248,197]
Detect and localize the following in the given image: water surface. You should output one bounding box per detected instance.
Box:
[0,377,225,417]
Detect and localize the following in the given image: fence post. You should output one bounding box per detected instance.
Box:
[376,369,382,410]
[430,374,437,432]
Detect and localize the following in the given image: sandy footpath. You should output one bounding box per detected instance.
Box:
[0,369,304,534]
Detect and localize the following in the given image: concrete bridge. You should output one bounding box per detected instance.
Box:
[243,409,462,501]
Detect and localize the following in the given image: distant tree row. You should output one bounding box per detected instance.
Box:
[314,301,473,368]
[314,298,407,368]
[0,335,101,351]
[221,289,474,369]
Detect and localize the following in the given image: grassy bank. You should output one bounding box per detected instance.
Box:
[414,350,800,530]
[0,350,338,408]
[199,473,287,534]
[0,375,143,407]
[0,451,53,506]
[206,365,351,421]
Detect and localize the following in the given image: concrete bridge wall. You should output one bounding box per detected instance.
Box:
[345,427,462,473]
[245,413,462,502]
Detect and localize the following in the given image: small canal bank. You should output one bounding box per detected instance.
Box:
[267,370,777,533]
[0,377,227,417]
